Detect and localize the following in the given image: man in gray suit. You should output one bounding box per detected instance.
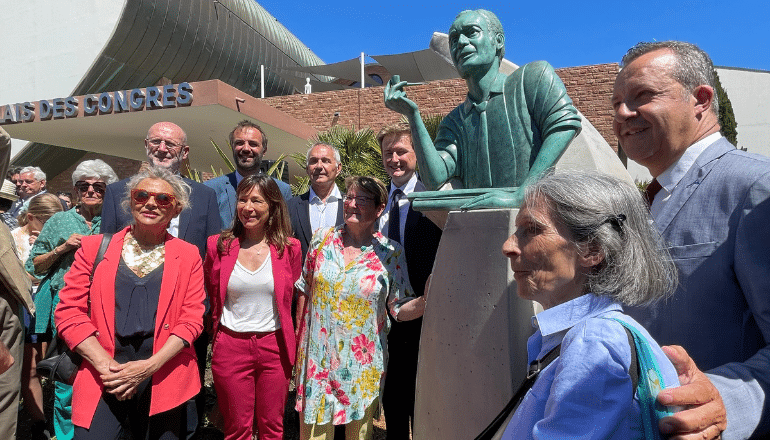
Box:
[614,41,770,439]
[205,120,292,228]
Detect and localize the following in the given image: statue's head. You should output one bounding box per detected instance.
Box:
[449,9,505,78]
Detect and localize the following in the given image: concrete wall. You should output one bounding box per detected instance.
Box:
[1,0,126,157]
[716,67,770,157]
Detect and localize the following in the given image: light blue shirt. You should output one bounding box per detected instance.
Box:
[502,294,679,440]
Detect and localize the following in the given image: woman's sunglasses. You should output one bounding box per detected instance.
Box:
[74,181,107,195]
[131,189,176,207]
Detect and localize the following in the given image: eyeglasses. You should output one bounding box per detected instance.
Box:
[343,195,375,206]
[131,189,176,207]
[146,138,184,150]
[74,181,107,195]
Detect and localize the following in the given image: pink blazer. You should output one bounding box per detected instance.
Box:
[203,235,302,365]
[55,228,205,428]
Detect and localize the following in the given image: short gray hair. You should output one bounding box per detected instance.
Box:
[19,166,46,182]
[71,159,118,186]
[523,171,677,306]
[305,142,341,167]
[120,165,191,216]
[621,41,718,114]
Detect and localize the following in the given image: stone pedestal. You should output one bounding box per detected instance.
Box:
[413,208,535,440]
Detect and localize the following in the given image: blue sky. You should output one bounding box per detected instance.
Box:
[258,0,769,71]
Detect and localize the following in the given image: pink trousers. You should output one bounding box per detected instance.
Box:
[211,327,292,440]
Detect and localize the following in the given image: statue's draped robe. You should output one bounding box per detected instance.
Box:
[434,61,582,189]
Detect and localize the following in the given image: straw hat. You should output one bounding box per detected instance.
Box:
[0,180,18,202]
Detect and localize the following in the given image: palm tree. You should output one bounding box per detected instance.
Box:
[290,125,388,195]
[290,113,446,194]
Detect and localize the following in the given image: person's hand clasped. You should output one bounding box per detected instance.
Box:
[101,359,156,401]
[29,230,39,246]
[658,345,727,440]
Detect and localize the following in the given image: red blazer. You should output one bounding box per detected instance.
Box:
[203,235,302,365]
[55,228,205,429]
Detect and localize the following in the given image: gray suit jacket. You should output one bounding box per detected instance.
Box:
[287,190,344,261]
[627,137,770,439]
[204,172,292,229]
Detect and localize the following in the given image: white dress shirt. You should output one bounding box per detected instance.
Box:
[379,173,425,239]
[650,132,722,219]
[309,185,342,235]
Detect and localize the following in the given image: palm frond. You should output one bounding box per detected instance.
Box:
[211,138,235,173]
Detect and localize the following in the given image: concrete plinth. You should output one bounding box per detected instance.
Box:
[413,208,535,440]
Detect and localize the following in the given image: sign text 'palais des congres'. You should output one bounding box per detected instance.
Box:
[1,82,193,124]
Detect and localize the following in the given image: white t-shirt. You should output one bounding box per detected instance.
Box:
[220,252,279,333]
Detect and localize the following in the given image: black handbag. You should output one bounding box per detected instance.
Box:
[36,233,112,384]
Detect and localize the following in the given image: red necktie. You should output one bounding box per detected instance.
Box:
[644,179,662,206]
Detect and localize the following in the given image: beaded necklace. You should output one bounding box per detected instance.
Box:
[122,232,165,277]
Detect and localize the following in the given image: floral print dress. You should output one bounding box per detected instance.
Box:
[295,226,413,425]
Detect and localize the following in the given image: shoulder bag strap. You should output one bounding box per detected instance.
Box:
[90,233,113,283]
[610,318,674,440]
[474,343,561,440]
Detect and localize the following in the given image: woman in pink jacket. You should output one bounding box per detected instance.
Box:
[55,166,205,439]
[204,174,302,440]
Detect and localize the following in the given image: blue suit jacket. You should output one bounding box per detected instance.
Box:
[627,137,770,439]
[100,177,221,259]
[204,172,292,229]
[287,190,344,262]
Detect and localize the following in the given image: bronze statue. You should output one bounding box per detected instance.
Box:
[384,9,582,210]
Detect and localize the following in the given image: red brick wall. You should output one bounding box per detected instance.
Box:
[40,63,621,189]
[264,63,620,150]
[45,153,143,196]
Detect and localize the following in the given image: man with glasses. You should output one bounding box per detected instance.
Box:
[2,166,47,228]
[99,122,219,438]
[100,121,220,257]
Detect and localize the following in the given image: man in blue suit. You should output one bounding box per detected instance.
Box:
[100,121,220,256]
[204,120,292,228]
[377,123,442,440]
[614,41,770,440]
[100,121,220,437]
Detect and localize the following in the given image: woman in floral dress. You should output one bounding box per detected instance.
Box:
[294,176,427,440]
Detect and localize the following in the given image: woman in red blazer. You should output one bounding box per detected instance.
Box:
[204,174,301,440]
[55,166,205,439]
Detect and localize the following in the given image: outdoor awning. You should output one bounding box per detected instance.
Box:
[1,80,317,182]
[277,57,379,85]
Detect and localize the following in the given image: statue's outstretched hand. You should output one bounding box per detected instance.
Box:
[384,75,419,115]
[460,189,524,211]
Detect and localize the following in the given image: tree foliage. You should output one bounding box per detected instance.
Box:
[291,113,447,194]
[290,125,387,195]
[714,70,738,146]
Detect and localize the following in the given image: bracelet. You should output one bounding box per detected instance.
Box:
[52,247,59,256]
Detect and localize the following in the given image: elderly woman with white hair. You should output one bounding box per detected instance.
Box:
[494,171,680,440]
[55,165,204,439]
[25,159,118,440]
